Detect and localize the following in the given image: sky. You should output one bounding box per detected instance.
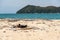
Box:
[0,0,60,13]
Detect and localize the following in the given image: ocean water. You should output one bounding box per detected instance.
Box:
[0,13,60,19]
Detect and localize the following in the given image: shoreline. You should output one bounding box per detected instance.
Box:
[0,18,56,21]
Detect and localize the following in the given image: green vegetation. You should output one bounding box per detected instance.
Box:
[16,5,60,13]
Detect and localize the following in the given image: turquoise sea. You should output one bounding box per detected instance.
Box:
[0,13,60,19]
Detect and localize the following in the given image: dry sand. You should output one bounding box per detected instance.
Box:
[0,19,60,40]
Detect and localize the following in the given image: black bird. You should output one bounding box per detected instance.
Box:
[17,24,27,28]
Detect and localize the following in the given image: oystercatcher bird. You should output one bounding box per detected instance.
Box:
[17,24,27,28]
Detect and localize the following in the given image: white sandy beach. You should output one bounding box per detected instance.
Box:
[0,19,60,40]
